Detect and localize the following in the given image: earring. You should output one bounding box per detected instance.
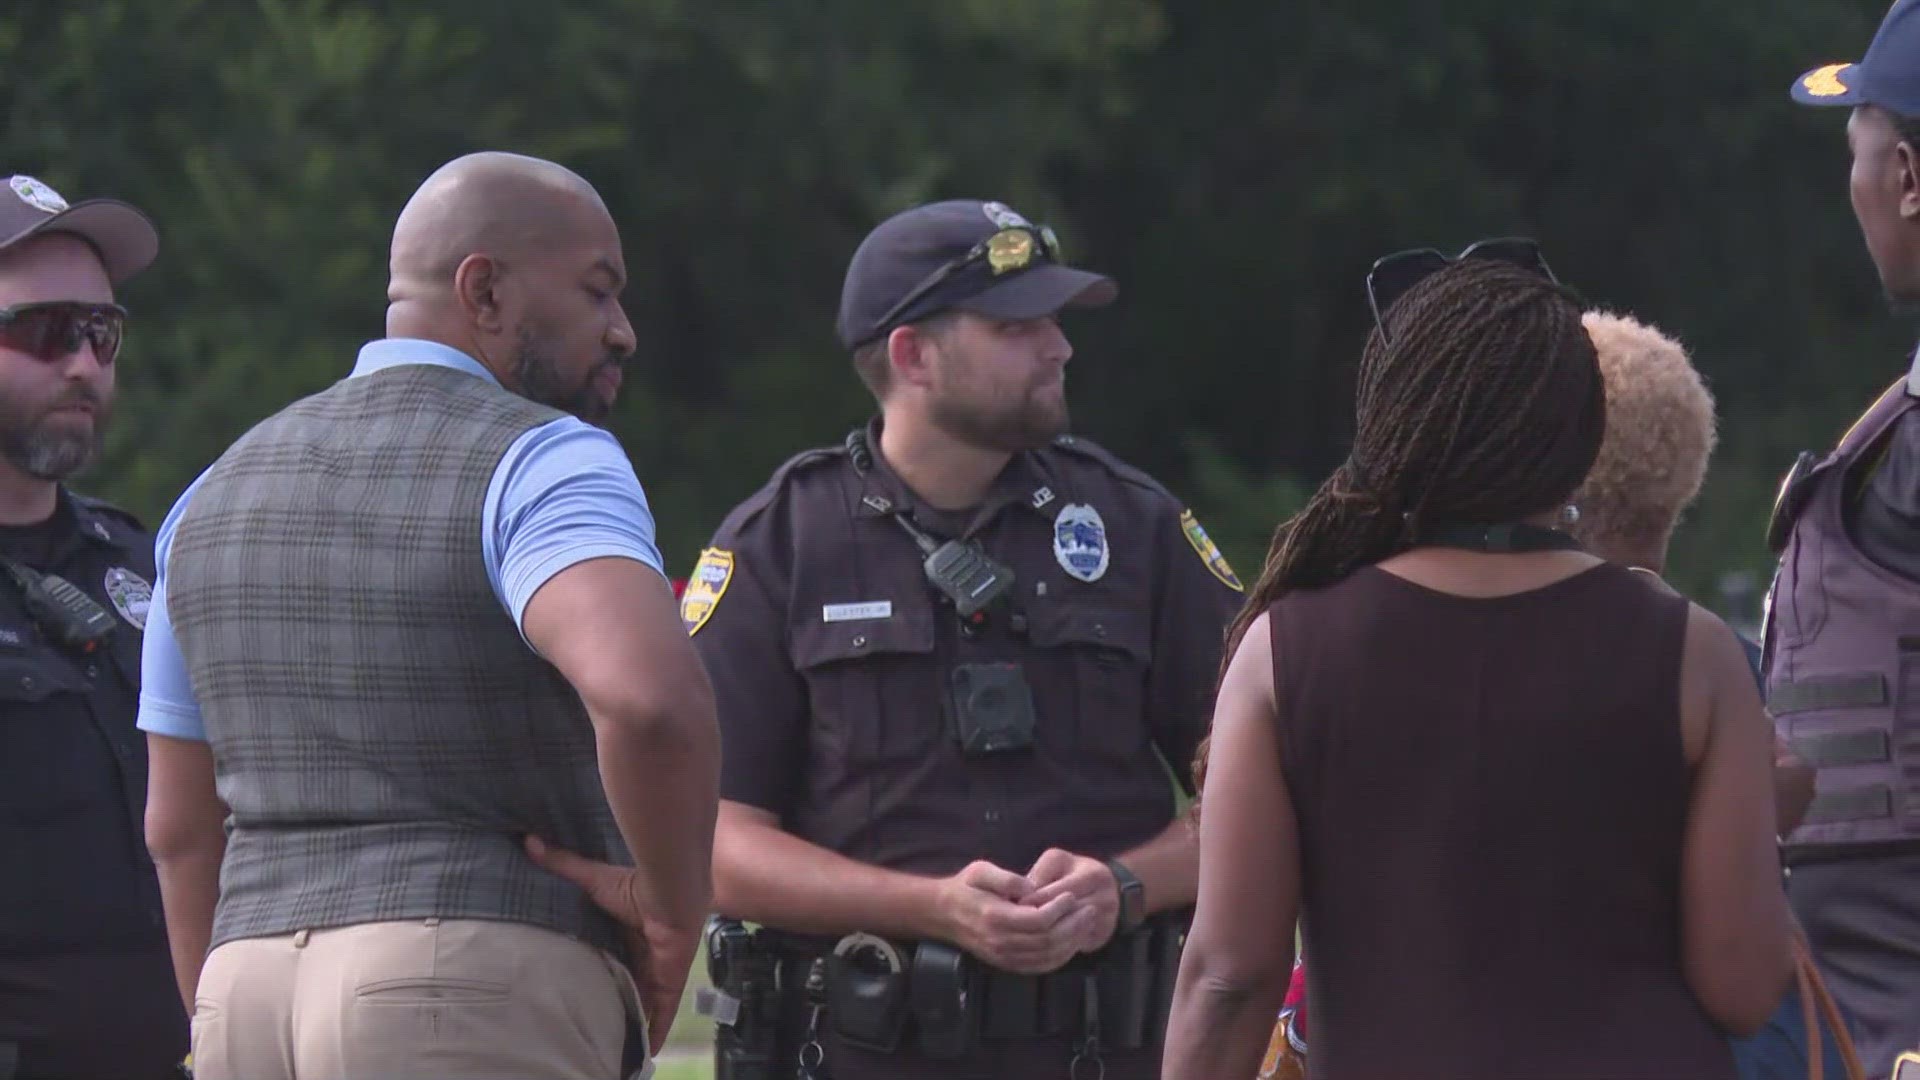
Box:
[1561,504,1581,527]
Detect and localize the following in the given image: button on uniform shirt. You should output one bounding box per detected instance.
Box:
[136,339,664,746]
[684,422,1244,874]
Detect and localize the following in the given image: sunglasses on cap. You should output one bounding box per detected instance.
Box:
[0,302,128,365]
[871,225,1064,335]
[1365,237,1558,344]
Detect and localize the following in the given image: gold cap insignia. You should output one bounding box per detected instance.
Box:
[986,229,1036,275]
[1801,63,1852,98]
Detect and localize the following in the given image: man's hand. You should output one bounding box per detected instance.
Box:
[526,835,701,1053]
[1022,848,1121,954]
[932,860,1098,975]
[1774,735,1816,837]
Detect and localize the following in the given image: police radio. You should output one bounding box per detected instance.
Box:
[918,534,1016,618]
[1,559,116,653]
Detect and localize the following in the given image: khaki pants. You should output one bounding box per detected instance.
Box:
[190,918,648,1080]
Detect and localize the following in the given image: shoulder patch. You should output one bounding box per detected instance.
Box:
[680,548,735,635]
[1180,509,1244,592]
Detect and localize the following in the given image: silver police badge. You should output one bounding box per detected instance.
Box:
[103,567,152,630]
[9,175,68,214]
[1052,503,1110,583]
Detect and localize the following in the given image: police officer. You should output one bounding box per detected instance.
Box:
[668,199,1241,1080]
[1777,6,1920,1074]
[0,174,185,1079]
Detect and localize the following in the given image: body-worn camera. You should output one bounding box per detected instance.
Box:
[949,662,1037,756]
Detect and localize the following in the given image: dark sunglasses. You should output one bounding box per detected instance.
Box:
[871,225,1064,335]
[1365,238,1557,343]
[0,302,128,365]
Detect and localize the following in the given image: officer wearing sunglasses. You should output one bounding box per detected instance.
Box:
[0,175,188,1080]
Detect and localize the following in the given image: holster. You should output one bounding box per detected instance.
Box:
[977,912,1188,1049]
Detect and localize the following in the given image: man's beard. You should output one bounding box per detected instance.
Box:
[927,387,1069,453]
[0,394,106,480]
[512,328,618,426]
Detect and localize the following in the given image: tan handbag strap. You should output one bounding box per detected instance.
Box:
[1797,946,1823,1080]
[1793,919,1867,1080]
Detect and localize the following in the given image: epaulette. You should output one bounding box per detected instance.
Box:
[68,491,149,538]
[1045,432,1174,499]
[718,442,849,536]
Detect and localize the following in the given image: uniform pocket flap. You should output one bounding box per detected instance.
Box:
[0,657,70,704]
[1023,605,1151,662]
[791,605,935,670]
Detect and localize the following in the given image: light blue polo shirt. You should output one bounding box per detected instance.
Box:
[135,338,665,742]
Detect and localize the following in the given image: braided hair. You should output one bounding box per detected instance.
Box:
[1191,258,1605,792]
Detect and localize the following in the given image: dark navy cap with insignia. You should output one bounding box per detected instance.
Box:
[836,199,1117,350]
[1792,0,1920,113]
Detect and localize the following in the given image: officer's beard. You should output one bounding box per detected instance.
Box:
[512,327,619,427]
[0,394,107,480]
[928,385,1069,453]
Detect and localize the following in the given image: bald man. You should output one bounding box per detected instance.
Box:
[136,152,718,1080]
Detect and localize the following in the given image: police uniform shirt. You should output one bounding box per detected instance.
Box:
[684,424,1246,875]
[0,491,187,1079]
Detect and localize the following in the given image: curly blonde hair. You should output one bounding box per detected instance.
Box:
[1568,310,1717,545]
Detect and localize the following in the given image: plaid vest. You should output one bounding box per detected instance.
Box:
[167,363,629,958]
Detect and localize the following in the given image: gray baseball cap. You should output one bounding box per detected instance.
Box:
[836,199,1116,350]
[0,174,158,285]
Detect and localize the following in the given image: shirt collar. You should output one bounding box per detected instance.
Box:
[855,417,1062,537]
[350,338,500,386]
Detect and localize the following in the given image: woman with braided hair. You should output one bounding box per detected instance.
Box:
[1161,252,1794,1080]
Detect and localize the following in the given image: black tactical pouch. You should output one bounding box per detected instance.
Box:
[949,661,1038,757]
[826,933,909,1052]
[911,941,978,1058]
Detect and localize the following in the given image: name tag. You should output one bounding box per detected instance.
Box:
[822,601,893,624]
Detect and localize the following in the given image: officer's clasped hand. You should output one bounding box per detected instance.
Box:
[932,859,1100,975]
[1021,847,1122,954]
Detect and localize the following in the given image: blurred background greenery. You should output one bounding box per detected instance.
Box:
[4,0,1903,630]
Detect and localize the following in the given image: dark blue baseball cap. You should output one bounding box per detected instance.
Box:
[1792,0,1920,112]
[835,199,1117,350]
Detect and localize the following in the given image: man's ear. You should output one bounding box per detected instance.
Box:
[1899,138,1920,222]
[887,323,939,390]
[453,253,509,331]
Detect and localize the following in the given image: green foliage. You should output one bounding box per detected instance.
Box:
[0,0,1902,616]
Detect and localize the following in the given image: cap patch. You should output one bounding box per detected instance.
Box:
[1801,63,1852,98]
[8,176,67,214]
[981,201,1033,230]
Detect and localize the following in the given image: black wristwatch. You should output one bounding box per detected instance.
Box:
[1106,857,1146,933]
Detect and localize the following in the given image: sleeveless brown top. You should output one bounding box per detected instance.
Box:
[1272,562,1734,1080]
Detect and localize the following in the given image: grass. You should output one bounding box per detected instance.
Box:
[649,1057,714,1080]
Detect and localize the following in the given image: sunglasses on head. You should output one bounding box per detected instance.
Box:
[871,225,1064,335]
[1365,238,1557,344]
[0,302,128,365]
